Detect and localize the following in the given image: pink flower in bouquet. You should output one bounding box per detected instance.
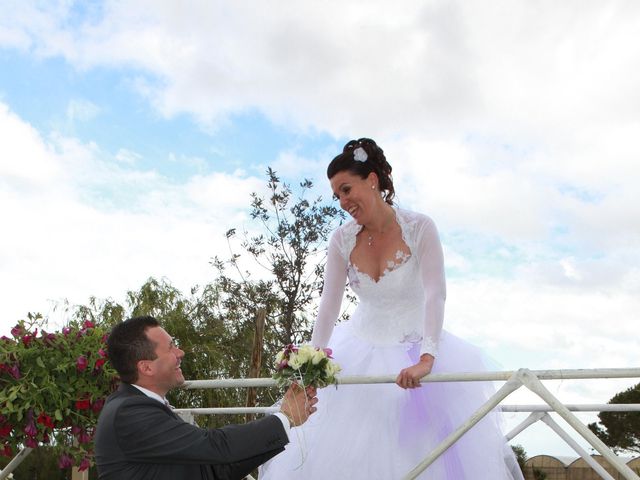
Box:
[273,344,341,388]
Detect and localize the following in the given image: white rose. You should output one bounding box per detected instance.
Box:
[311,349,325,365]
[296,345,314,363]
[325,361,341,377]
[288,352,302,369]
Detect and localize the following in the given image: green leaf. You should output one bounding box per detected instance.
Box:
[36,356,45,368]
[55,409,63,421]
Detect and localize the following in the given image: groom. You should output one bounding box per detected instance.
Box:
[95,315,317,480]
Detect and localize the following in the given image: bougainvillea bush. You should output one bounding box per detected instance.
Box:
[0,314,117,470]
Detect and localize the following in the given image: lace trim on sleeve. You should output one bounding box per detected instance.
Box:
[339,220,362,258]
[394,208,419,248]
[420,336,438,357]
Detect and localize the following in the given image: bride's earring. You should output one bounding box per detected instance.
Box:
[371,185,375,190]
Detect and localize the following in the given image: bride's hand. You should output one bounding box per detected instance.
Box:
[396,354,434,389]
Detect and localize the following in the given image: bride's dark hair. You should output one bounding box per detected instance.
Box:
[327,138,395,205]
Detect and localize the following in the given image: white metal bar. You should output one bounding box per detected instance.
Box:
[539,413,616,480]
[174,404,640,416]
[174,407,279,415]
[505,411,545,441]
[501,403,640,412]
[182,367,640,389]
[519,369,639,480]
[0,447,33,480]
[403,370,524,480]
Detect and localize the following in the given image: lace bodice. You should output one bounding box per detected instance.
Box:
[311,208,446,357]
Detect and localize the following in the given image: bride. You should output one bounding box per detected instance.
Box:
[260,138,524,479]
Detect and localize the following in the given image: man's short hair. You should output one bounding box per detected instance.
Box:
[107,316,160,383]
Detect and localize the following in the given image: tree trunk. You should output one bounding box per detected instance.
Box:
[245,308,266,422]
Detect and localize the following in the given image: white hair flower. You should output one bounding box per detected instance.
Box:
[353,147,368,162]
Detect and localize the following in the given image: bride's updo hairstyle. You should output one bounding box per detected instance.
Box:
[327,138,395,205]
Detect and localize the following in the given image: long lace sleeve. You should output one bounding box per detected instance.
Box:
[311,230,348,348]
[415,216,446,357]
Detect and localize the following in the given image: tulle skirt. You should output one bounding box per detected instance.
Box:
[259,324,523,480]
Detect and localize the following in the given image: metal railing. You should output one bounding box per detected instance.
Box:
[177,367,640,480]
[2,367,638,480]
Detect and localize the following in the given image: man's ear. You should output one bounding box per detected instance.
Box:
[136,359,154,378]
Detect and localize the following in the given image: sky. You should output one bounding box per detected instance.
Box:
[1,0,639,460]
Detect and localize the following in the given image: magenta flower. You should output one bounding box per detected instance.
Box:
[77,429,92,444]
[58,453,74,469]
[78,457,91,471]
[76,355,88,372]
[94,357,106,371]
[10,324,23,338]
[8,364,20,379]
[37,412,55,430]
[25,437,38,448]
[91,398,105,414]
[0,423,12,438]
[2,444,12,457]
[24,418,37,437]
[75,399,91,410]
[42,332,57,346]
[62,326,71,336]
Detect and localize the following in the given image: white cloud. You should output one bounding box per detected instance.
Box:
[0,102,262,333]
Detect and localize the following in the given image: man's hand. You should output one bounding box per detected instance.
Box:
[396,354,434,389]
[280,384,318,427]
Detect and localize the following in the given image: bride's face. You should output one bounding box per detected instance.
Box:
[330,170,378,224]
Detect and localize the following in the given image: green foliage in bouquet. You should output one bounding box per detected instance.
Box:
[272,344,341,389]
[0,314,117,470]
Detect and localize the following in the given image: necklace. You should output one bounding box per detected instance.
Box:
[364,211,395,247]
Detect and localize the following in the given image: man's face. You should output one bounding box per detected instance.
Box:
[144,326,185,393]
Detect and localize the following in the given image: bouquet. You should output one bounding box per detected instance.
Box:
[272,344,341,388]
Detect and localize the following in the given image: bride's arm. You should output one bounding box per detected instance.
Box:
[396,214,446,389]
[311,230,348,348]
[416,215,446,358]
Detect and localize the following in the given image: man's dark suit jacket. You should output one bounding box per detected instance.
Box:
[94,383,288,480]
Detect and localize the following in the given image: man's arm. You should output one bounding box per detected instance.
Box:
[114,398,288,466]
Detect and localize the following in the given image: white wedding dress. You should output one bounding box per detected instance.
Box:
[260,208,524,479]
